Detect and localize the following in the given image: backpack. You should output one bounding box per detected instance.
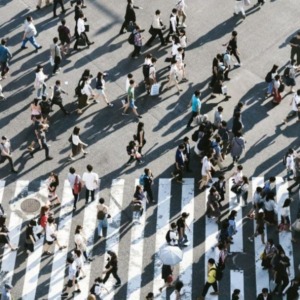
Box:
[126,145,132,155]
[139,174,145,186]
[283,152,289,165]
[192,130,199,142]
[97,210,106,220]
[165,230,171,244]
[265,71,272,83]
[211,265,223,281]
[142,64,151,79]
[128,32,136,45]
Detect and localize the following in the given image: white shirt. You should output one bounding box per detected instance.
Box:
[264,199,277,212]
[291,93,300,111]
[74,254,84,270]
[125,78,130,92]
[252,191,262,205]
[45,223,56,242]
[77,18,85,35]
[82,171,99,190]
[71,134,83,146]
[201,156,211,176]
[24,22,37,38]
[68,262,77,280]
[81,82,93,96]
[74,233,86,250]
[94,283,105,296]
[169,230,178,246]
[233,171,243,185]
[286,154,295,170]
[171,42,180,56]
[35,71,46,84]
[152,15,162,29]
[179,35,187,48]
[149,65,156,80]
[281,206,289,217]
[170,13,177,32]
[68,173,81,189]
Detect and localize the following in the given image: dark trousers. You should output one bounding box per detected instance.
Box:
[0,155,15,171]
[53,0,65,16]
[291,48,300,65]
[165,28,178,43]
[185,154,191,171]
[274,274,289,293]
[232,49,241,64]
[0,61,9,77]
[173,165,183,181]
[72,189,79,209]
[74,32,90,49]
[53,56,61,74]
[132,45,141,57]
[144,187,153,201]
[288,176,300,191]
[210,74,217,88]
[103,269,121,285]
[51,100,67,114]
[31,142,50,159]
[145,29,164,46]
[85,189,95,203]
[187,111,198,127]
[202,281,218,297]
[120,20,131,34]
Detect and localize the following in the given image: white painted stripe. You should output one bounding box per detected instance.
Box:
[103,178,125,300]
[275,177,295,279]
[230,270,244,299]
[252,177,269,296]
[204,179,219,300]
[0,180,5,205]
[74,180,101,300]
[0,181,29,286]
[152,179,171,298]
[126,179,147,299]
[48,180,74,300]
[178,178,194,299]
[228,179,243,252]
[21,181,46,300]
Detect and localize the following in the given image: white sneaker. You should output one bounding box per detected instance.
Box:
[181,23,187,27]
[121,99,126,105]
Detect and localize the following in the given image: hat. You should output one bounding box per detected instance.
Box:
[5,283,13,290]
[146,292,154,299]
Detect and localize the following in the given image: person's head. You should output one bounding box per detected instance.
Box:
[233,289,240,295]
[4,284,12,291]
[172,8,177,14]
[283,198,291,208]
[146,292,154,299]
[242,176,249,184]
[35,64,43,73]
[151,57,157,64]
[208,258,215,266]
[29,219,37,227]
[67,256,74,264]
[221,120,227,128]
[135,24,141,31]
[48,217,54,224]
[61,18,66,25]
[137,122,144,132]
[229,210,237,219]
[99,197,105,204]
[237,165,243,171]
[40,205,49,215]
[181,212,189,219]
[129,79,135,86]
[288,148,294,155]
[262,288,269,295]
[265,192,275,202]
[178,47,183,53]
[87,164,93,172]
[175,280,183,292]
[274,74,280,81]
[73,126,80,135]
[55,80,61,86]
[26,16,33,22]
[42,95,47,101]
[97,72,104,80]
[95,277,104,283]
[74,249,81,257]
[53,37,58,44]
[209,186,217,195]
[69,167,75,174]
[170,222,177,230]
[87,295,96,300]
[194,90,201,98]
[178,143,185,151]
[232,30,238,37]
[217,242,225,250]
[269,176,276,183]
[75,225,83,234]
[107,250,117,260]
[179,29,186,36]
[127,73,133,79]
[33,98,39,106]
[217,106,223,113]
[1,39,7,46]
[79,12,84,19]
[155,9,161,16]
[218,175,225,181]
[215,135,221,143]
[267,239,274,246]
[135,185,143,193]
[76,0,82,5]
[216,53,222,60]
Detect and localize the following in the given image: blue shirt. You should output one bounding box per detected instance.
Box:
[191,95,201,113]
[0,45,12,63]
[175,148,185,167]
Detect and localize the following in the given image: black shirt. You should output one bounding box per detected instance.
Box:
[176,218,185,233]
[290,36,300,48]
[106,259,118,272]
[26,225,35,242]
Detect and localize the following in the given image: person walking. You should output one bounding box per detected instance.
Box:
[206,186,221,223]
[74,13,94,50]
[283,89,300,124]
[200,258,219,298]
[0,38,12,80]
[24,220,37,255]
[102,250,121,287]
[36,0,50,10]
[61,256,81,297]
[285,148,295,181]
[77,75,96,114]
[119,0,142,34]
[273,249,290,295]
[97,198,109,238]
[0,136,17,173]
[145,10,166,47]
[89,277,109,300]
[142,168,155,203]
[82,164,99,205]
[131,25,143,58]
[158,264,173,293]
[68,126,88,160]
[230,132,245,165]
[0,216,18,251]
[283,277,300,300]
[261,239,277,269]
[165,222,179,246]
[289,31,300,66]
[47,172,60,206]
[223,31,241,67]
[233,0,246,19]
[34,64,47,99]
[227,210,238,241]
[30,98,42,122]
[232,289,241,300]
[278,198,291,231]
[263,192,277,226]
[176,0,187,27]
[122,79,142,118]
[165,59,183,93]
[199,153,214,190]
[51,80,69,114]
[287,156,300,193]
[171,144,185,183]
[74,225,93,262]
[265,64,279,98]
[21,16,42,52]
[236,176,249,206]
[283,60,298,93]
[223,46,232,80]
[165,8,178,43]
[95,72,113,107]
[67,167,82,211]
[135,122,146,154]
[58,19,71,55]
[50,37,62,75]
[53,0,66,18]
[126,140,143,165]
[248,209,266,244]
[132,185,145,224]
[176,212,190,247]
[187,90,201,129]
[39,96,52,122]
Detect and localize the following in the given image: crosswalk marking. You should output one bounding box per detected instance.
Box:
[74,180,101,300]
[126,179,147,299]
[0,180,5,205]
[103,178,125,299]
[152,179,171,298]
[1,181,28,286]
[178,179,194,298]
[48,180,74,300]
[230,270,244,299]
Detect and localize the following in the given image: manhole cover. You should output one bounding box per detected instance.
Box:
[20,198,41,214]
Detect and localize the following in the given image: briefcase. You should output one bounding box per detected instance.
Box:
[85,24,89,32]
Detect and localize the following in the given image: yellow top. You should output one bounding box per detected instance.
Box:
[207,265,217,283]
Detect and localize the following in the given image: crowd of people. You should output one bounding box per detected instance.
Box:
[1,0,300,299]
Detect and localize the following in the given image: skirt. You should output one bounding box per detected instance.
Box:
[72,143,83,157]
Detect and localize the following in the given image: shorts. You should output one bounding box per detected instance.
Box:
[96,88,106,96]
[129,100,135,108]
[67,279,77,288]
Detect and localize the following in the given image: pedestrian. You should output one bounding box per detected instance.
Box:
[223,46,232,80]
[97,198,109,238]
[102,250,121,287]
[158,264,173,293]
[218,220,231,249]
[283,60,299,93]
[200,258,219,298]
[261,239,277,269]
[95,72,113,107]
[1,283,13,300]
[232,112,244,136]
[272,74,284,104]
[233,0,246,19]
[53,0,66,18]
[0,38,12,80]
[176,0,187,27]
[21,16,42,51]
[236,176,249,206]
[183,136,191,172]
[74,1,83,37]
[68,126,88,160]
[30,98,42,122]
[77,76,96,114]
[263,192,277,226]
[165,222,179,246]
[50,37,62,75]
[291,218,300,243]
[213,106,223,129]
[278,198,291,232]
[171,144,185,184]
[209,54,222,89]
[213,175,226,203]
[24,219,37,255]
[210,69,231,101]
[230,132,245,165]
[39,96,52,121]
[176,212,190,247]
[265,64,279,98]
[89,277,108,300]
[218,121,230,159]
[51,80,69,114]
[131,25,143,58]
[247,186,263,218]
[232,289,241,300]
[134,122,146,154]
[211,135,224,170]
[67,167,82,211]
[122,79,142,118]
[145,10,166,47]
[61,256,81,297]
[43,217,66,255]
[147,57,157,94]
[289,31,300,66]
[215,242,227,270]
[262,176,276,197]
[74,13,94,50]
[165,59,183,93]
[34,64,47,99]
[227,210,237,241]
[248,209,266,244]
[285,148,295,181]
[73,249,86,280]
[283,90,300,124]
[283,277,300,300]
[47,172,60,206]
[273,249,290,295]
[223,31,241,67]
[0,216,18,251]
[256,288,272,300]
[146,292,154,300]
[74,225,93,262]
[165,8,179,43]
[126,140,143,165]
[29,124,53,161]
[132,185,145,224]
[36,0,50,10]
[287,156,300,193]
[206,186,221,223]
[199,153,214,190]
[58,19,71,54]
[82,164,99,205]
[119,0,142,34]
[187,90,201,129]
[142,168,155,203]
[37,205,50,238]
[0,136,17,173]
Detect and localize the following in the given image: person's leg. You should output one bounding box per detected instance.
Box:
[73,190,79,209]
[132,45,139,57]
[42,142,50,158]
[85,189,90,204]
[98,220,103,236]
[5,156,16,172]
[232,49,241,64]
[29,36,40,49]
[53,0,58,16]
[212,281,218,293]
[57,102,68,114]
[182,10,187,24]
[202,282,212,297]
[120,20,129,34]
[102,271,111,283]
[158,30,165,45]
[126,155,135,165]
[59,0,65,12]
[91,190,95,201]
[21,37,29,48]
[112,270,121,284]
[187,111,198,127]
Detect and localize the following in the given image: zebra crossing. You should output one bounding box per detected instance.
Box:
[0,177,298,299]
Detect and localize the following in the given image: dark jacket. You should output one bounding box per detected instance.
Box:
[257,293,272,300]
[125,4,138,22]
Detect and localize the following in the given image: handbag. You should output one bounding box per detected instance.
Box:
[84,24,90,32]
[221,85,228,95]
[77,34,86,47]
[231,184,242,194]
[73,175,82,194]
[150,83,160,96]
[149,26,155,35]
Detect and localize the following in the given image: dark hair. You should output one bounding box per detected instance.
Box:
[194,90,201,97]
[48,217,54,224]
[74,249,81,257]
[155,10,160,15]
[297,89,300,96]
[95,277,103,283]
[170,222,177,229]
[237,165,243,171]
[137,122,144,132]
[178,144,185,150]
[256,186,263,193]
[183,136,189,142]
[87,164,93,172]
[127,73,133,79]
[208,258,215,264]
[269,176,276,182]
[282,198,291,208]
[79,12,84,18]
[144,168,150,175]
[209,186,217,194]
[61,19,66,25]
[73,126,80,135]
[271,64,279,73]
[53,37,58,43]
[129,79,135,85]
[221,120,227,127]
[217,106,223,112]
[99,198,105,204]
[26,16,33,22]
[55,80,61,85]
[69,167,75,174]
[29,219,37,226]
[242,176,249,184]
[218,175,225,180]
[35,64,43,72]
[228,210,237,219]
[151,57,157,63]
[232,30,238,36]
[182,212,189,218]
[233,289,240,295]
[97,72,104,80]
[1,39,7,46]
[262,288,269,293]
[75,225,82,234]
[175,280,183,292]
[67,256,74,264]
[33,98,39,106]
[172,8,177,14]
[274,74,280,81]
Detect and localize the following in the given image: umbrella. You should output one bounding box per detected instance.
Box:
[158,245,183,266]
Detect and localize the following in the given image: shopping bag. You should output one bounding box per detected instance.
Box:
[77,35,86,47]
[84,24,90,32]
[49,56,54,66]
[150,83,160,96]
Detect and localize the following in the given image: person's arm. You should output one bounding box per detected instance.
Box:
[170,16,176,32]
[139,131,143,147]
[102,265,112,274]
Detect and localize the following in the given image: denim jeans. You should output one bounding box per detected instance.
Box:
[37,82,47,99]
[97,218,108,236]
[21,36,40,49]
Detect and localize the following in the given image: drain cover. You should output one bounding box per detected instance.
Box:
[20,198,41,214]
